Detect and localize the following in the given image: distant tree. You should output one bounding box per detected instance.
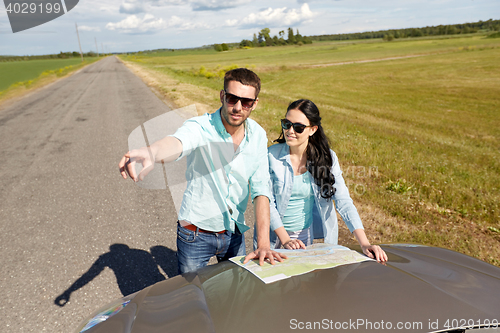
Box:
[240,39,253,48]
[258,28,273,46]
[383,34,394,41]
[295,29,303,44]
[221,43,229,51]
[303,36,313,44]
[287,27,295,44]
[277,30,286,45]
[257,32,264,44]
[252,33,259,46]
[411,28,423,37]
[214,44,223,52]
[447,26,457,35]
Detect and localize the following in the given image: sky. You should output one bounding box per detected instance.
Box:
[0,0,499,55]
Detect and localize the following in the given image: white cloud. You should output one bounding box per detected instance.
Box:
[168,15,212,31]
[120,0,146,14]
[225,19,238,27]
[78,25,102,32]
[190,0,251,11]
[106,13,212,34]
[237,3,316,28]
[145,0,250,11]
[106,14,167,33]
[100,5,119,13]
[147,0,184,5]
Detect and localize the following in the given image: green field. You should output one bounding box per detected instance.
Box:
[0,58,87,91]
[120,34,500,265]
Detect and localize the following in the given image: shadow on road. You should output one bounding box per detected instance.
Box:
[54,243,177,307]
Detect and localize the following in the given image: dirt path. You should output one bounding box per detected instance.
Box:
[309,54,428,68]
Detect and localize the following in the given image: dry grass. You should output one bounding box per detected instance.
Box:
[121,59,218,116]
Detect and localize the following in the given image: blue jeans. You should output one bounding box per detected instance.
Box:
[176,223,246,274]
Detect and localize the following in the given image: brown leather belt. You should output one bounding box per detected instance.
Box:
[182,223,226,234]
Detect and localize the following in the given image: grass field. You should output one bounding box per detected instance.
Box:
[0,58,84,91]
[119,34,500,265]
[0,57,101,102]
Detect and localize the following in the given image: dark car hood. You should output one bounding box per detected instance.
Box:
[87,244,500,333]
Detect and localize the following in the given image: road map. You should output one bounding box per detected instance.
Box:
[230,244,373,284]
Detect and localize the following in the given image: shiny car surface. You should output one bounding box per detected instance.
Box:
[76,244,500,333]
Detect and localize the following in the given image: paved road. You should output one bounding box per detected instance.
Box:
[0,56,255,332]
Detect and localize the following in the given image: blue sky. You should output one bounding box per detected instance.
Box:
[1,0,499,55]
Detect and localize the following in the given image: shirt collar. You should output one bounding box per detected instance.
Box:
[278,143,291,162]
[213,107,250,142]
[212,108,227,136]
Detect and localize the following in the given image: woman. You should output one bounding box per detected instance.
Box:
[266,99,387,262]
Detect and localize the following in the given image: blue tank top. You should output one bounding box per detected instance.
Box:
[282,172,314,232]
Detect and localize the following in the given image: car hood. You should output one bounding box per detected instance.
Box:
[85,244,500,333]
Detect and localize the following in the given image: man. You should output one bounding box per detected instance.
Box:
[119,68,286,274]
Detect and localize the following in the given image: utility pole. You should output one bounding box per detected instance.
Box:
[75,23,83,62]
[95,37,99,57]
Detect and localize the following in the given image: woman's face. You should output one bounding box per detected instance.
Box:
[283,108,317,149]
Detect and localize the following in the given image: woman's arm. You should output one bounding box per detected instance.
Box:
[328,150,387,262]
[353,229,387,262]
[274,227,306,250]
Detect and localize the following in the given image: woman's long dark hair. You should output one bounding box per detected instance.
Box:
[275,99,336,199]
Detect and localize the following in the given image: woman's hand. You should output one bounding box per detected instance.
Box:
[361,244,388,263]
[353,229,388,263]
[274,227,306,250]
[283,239,306,250]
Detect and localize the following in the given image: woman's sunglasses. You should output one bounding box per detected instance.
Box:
[281,119,311,134]
[224,90,256,110]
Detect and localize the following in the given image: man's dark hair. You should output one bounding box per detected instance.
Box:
[224,68,261,98]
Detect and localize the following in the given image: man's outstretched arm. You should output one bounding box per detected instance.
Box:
[119,136,183,182]
[243,195,287,265]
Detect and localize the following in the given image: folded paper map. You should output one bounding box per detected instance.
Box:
[230,243,373,284]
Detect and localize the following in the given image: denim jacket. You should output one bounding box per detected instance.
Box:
[256,143,364,248]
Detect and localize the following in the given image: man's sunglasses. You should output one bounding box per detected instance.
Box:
[281,119,311,134]
[224,90,256,110]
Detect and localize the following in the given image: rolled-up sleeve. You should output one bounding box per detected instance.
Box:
[331,150,364,232]
[269,175,285,231]
[171,119,204,161]
[249,128,271,201]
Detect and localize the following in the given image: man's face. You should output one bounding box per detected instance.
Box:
[220,80,258,130]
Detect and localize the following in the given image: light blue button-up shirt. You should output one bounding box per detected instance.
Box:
[171,108,271,233]
[267,143,364,245]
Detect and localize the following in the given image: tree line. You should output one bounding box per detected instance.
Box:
[0,51,101,62]
[213,19,499,51]
[310,19,500,42]
[214,27,312,51]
